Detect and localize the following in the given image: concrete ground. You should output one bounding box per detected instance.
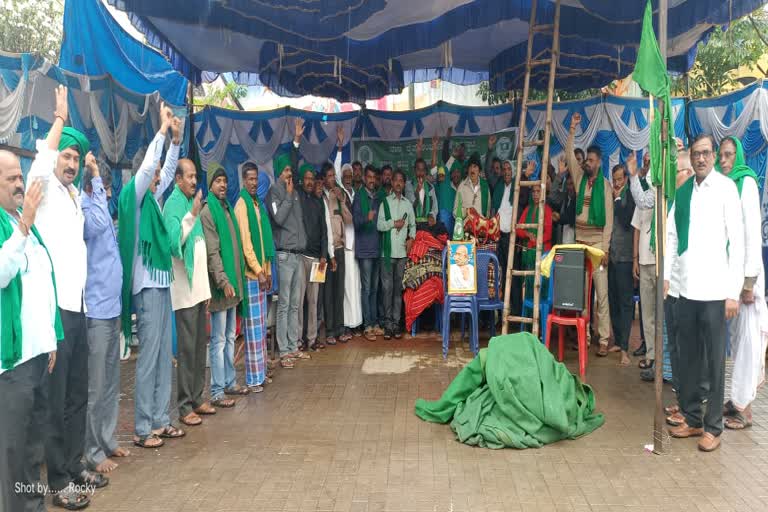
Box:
[79,323,767,512]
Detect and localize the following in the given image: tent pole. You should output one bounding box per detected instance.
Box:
[653,0,668,455]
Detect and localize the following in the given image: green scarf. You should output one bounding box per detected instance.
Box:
[673,176,694,256]
[358,187,376,233]
[206,196,247,314]
[0,209,64,370]
[117,178,172,339]
[381,194,393,270]
[437,180,457,212]
[575,172,606,227]
[639,176,650,192]
[413,181,432,221]
[238,188,274,265]
[163,186,205,286]
[524,201,539,239]
[716,136,759,197]
[479,178,490,217]
[491,181,513,213]
[54,127,90,188]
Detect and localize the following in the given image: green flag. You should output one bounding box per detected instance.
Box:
[632,0,677,201]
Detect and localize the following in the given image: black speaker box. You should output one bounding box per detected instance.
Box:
[551,249,585,311]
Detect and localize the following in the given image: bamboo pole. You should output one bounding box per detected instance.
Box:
[653,0,668,455]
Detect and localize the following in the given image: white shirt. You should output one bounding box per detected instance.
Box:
[737,176,763,281]
[665,170,744,301]
[27,140,87,313]
[169,213,211,311]
[631,207,655,266]
[131,132,180,295]
[498,184,514,233]
[0,215,58,375]
[629,174,655,210]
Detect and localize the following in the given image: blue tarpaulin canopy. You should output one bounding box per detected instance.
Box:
[102,0,767,102]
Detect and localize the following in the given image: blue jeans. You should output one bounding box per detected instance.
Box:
[209,307,237,400]
[358,257,380,329]
[134,288,172,437]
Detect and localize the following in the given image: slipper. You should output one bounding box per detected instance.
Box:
[194,403,217,415]
[666,412,685,426]
[53,488,91,510]
[724,411,752,430]
[224,385,250,396]
[280,358,295,369]
[292,351,311,360]
[179,412,202,426]
[608,345,622,353]
[638,359,653,370]
[133,434,164,449]
[617,358,631,367]
[664,404,680,415]
[156,425,186,439]
[211,397,236,408]
[596,346,608,357]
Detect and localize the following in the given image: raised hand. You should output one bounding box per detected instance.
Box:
[446,126,453,138]
[159,102,173,132]
[432,133,440,147]
[525,160,536,178]
[416,137,423,154]
[488,134,497,148]
[333,186,345,202]
[85,152,99,175]
[558,155,567,174]
[285,174,294,195]
[21,179,44,231]
[570,112,581,132]
[337,125,344,148]
[294,118,305,143]
[54,85,68,123]
[626,151,638,177]
[170,117,182,144]
[191,189,203,216]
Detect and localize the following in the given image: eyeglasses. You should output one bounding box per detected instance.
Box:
[691,150,712,159]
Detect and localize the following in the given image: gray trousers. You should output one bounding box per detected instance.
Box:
[298,254,320,346]
[380,257,406,332]
[84,317,120,469]
[175,302,208,417]
[276,251,303,356]
[639,264,657,359]
[134,288,172,437]
[1,354,48,512]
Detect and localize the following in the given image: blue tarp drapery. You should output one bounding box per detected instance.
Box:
[104,0,768,102]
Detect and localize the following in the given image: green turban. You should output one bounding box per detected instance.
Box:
[55,127,90,187]
[207,162,227,190]
[273,153,292,179]
[299,163,315,179]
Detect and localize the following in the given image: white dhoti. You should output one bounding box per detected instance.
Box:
[730,271,768,410]
[343,224,363,329]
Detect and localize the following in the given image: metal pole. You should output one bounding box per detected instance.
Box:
[653,0,668,455]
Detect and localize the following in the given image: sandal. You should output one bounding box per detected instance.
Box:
[211,397,236,408]
[224,385,250,396]
[664,404,680,415]
[133,434,164,449]
[292,351,311,360]
[53,488,91,510]
[248,385,264,393]
[596,345,608,357]
[180,412,203,426]
[194,403,217,415]
[326,337,337,345]
[638,359,653,370]
[666,412,685,426]
[723,400,737,417]
[724,411,752,430]
[280,358,295,369]
[155,425,186,439]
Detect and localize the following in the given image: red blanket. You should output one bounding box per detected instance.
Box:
[409,231,448,263]
[404,276,444,332]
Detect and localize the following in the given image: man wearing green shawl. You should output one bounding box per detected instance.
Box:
[164,158,213,427]
[201,164,250,407]
[404,158,438,224]
[453,154,491,218]
[117,104,185,449]
[716,136,767,431]
[28,86,110,501]
[565,113,613,352]
[234,162,274,391]
[665,134,744,453]
[0,149,62,512]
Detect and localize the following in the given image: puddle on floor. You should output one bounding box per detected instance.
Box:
[361,350,474,374]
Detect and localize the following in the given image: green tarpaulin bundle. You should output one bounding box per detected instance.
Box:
[414,333,604,449]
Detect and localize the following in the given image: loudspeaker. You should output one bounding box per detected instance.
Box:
[552,249,585,311]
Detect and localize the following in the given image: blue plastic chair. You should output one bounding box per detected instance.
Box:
[461,250,503,338]
[521,251,552,342]
[411,304,442,336]
[441,247,479,358]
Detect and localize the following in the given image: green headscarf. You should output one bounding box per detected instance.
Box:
[163,185,205,286]
[716,136,758,197]
[575,171,606,227]
[52,127,90,188]
[0,209,64,370]
[273,153,292,179]
[299,163,314,180]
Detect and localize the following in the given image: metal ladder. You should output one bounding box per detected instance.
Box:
[501,0,561,337]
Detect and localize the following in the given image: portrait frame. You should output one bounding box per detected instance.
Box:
[447,240,477,295]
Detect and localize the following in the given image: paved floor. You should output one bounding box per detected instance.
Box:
[81,325,767,512]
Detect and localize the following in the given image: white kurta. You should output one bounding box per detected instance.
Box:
[343,196,363,329]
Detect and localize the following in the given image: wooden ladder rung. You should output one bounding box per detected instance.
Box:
[519,180,542,187]
[516,223,539,229]
[529,59,552,68]
[531,24,553,32]
[507,315,535,324]
[510,270,536,277]
[523,139,545,147]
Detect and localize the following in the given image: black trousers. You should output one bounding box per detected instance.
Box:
[665,296,680,391]
[323,247,345,338]
[45,308,88,491]
[676,296,726,436]
[1,354,49,512]
[497,232,510,296]
[608,261,634,351]
[175,302,208,417]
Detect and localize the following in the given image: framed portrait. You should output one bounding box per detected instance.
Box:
[447,240,477,295]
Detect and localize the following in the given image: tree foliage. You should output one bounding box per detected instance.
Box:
[477,80,598,105]
[0,0,63,63]
[672,9,768,98]
[193,81,248,109]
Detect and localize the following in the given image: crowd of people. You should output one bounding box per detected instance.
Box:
[1,85,766,511]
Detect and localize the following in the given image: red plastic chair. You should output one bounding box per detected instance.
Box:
[544,254,594,380]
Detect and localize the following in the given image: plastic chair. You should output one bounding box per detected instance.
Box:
[544,253,594,380]
[411,304,442,336]
[521,250,552,342]
[440,248,479,358]
[475,251,504,338]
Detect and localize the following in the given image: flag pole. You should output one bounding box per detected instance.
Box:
[653,0,668,455]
